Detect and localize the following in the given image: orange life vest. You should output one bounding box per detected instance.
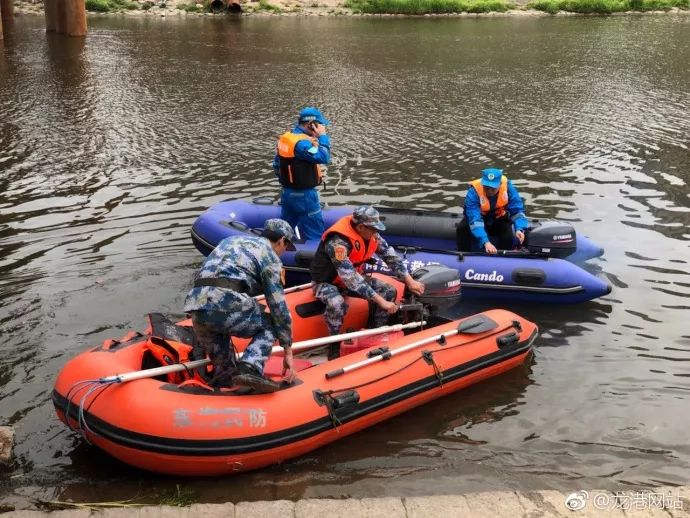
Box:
[143,337,192,385]
[310,215,379,287]
[277,132,323,189]
[470,175,509,219]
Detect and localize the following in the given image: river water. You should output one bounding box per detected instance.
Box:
[0,13,688,509]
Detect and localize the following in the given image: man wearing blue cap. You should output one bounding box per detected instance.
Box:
[310,206,425,359]
[273,106,332,241]
[457,168,529,254]
[184,218,297,392]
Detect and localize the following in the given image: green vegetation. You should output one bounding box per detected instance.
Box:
[176,0,216,12]
[345,0,513,13]
[177,2,201,11]
[528,0,688,12]
[257,0,284,10]
[158,485,197,507]
[85,0,138,11]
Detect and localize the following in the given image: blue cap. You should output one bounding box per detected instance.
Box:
[481,168,503,189]
[298,107,330,126]
[352,206,386,231]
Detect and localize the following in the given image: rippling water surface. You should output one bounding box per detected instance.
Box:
[1,13,689,509]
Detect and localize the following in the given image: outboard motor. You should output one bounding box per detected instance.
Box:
[524,220,577,258]
[399,265,462,326]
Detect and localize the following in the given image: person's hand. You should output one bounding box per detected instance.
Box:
[312,122,327,137]
[406,278,425,296]
[484,242,498,254]
[282,346,295,383]
[515,230,525,244]
[379,299,399,315]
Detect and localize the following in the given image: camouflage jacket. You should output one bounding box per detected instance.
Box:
[322,234,408,298]
[183,236,292,349]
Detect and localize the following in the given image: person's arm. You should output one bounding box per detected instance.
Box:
[294,134,331,165]
[464,188,490,247]
[377,237,425,295]
[326,237,376,299]
[507,181,529,233]
[260,263,292,350]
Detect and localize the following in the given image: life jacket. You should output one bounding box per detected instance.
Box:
[470,175,509,219]
[277,132,323,189]
[143,337,192,385]
[310,215,379,287]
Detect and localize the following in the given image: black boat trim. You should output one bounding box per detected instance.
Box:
[460,282,584,294]
[52,329,536,457]
[192,232,582,295]
[190,228,215,255]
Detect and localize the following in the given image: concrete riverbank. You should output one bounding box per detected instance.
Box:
[3,486,689,516]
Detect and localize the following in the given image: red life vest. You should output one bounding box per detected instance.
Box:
[277,132,323,189]
[310,215,379,288]
[470,175,509,219]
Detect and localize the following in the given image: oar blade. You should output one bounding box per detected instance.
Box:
[456,314,498,334]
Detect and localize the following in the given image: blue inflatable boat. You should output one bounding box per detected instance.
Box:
[190,199,611,305]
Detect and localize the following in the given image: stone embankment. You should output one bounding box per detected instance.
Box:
[2,487,689,517]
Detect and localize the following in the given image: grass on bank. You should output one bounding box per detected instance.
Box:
[85,0,139,12]
[176,0,222,13]
[345,0,513,13]
[529,0,688,11]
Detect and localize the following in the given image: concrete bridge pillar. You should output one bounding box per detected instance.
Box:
[45,0,86,36]
[44,0,58,32]
[0,0,13,21]
[0,0,13,40]
[64,0,86,36]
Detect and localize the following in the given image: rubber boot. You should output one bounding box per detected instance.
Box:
[233,362,281,393]
[327,342,340,360]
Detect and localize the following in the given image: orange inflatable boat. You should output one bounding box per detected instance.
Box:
[53,269,538,476]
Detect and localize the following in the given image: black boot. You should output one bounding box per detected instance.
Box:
[233,362,281,393]
[327,342,341,360]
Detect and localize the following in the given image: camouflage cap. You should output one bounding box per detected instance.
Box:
[352,206,386,231]
[263,218,297,251]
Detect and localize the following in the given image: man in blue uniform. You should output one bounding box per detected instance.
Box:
[457,168,529,254]
[274,107,331,241]
[310,206,425,358]
[184,219,296,392]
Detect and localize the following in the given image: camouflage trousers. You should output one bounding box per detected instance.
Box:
[190,301,274,385]
[313,278,397,336]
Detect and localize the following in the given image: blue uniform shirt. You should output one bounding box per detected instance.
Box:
[273,124,331,174]
[464,180,529,247]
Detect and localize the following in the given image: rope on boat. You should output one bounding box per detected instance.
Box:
[64,378,119,444]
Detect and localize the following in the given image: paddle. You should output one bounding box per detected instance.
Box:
[325,314,501,380]
[98,320,427,384]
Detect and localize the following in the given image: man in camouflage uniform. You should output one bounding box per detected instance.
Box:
[184,219,296,392]
[309,206,425,358]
